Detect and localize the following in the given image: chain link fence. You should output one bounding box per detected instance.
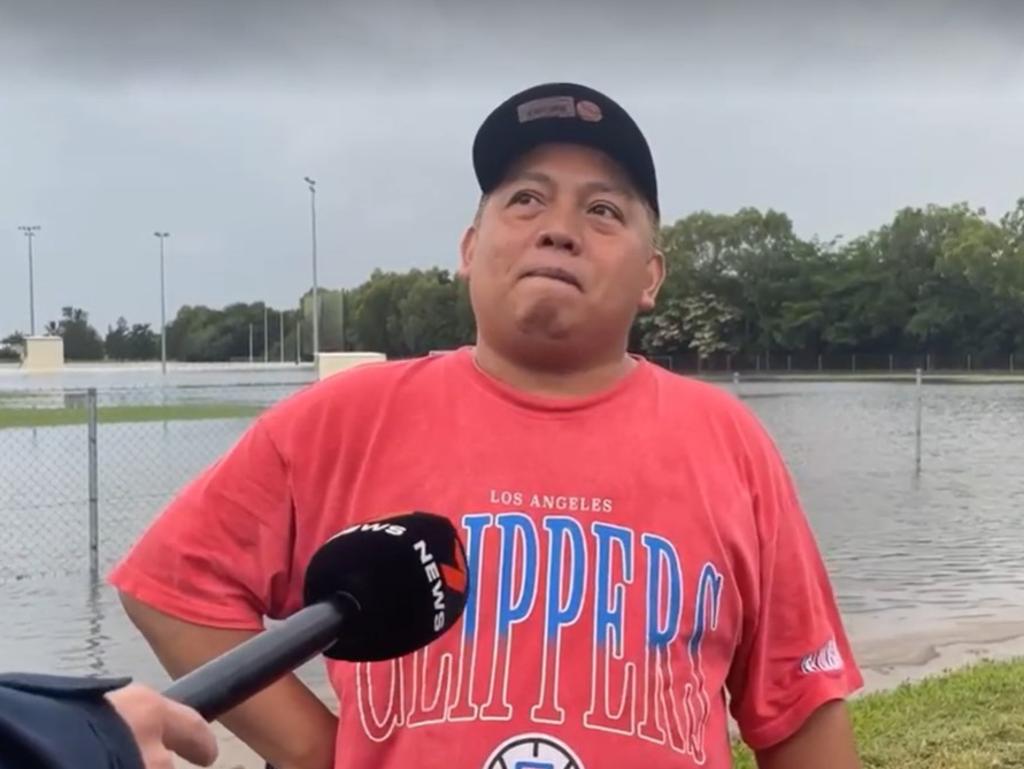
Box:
[0,381,307,583]
[652,350,1022,375]
[1,353,1015,584]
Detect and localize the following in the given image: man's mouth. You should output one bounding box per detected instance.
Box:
[519,267,583,290]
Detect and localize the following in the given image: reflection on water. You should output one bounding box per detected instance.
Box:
[3,377,1024,692]
[0,573,331,694]
[741,381,1024,642]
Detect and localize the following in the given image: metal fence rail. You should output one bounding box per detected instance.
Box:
[653,350,1021,374]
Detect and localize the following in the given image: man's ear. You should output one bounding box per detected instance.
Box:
[458,225,477,280]
[638,248,666,312]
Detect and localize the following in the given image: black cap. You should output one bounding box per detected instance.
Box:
[472,82,659,218]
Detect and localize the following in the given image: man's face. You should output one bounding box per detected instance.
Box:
[459,143,664,357]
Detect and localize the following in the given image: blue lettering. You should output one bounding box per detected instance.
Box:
[592,522,633,652]
[496,513,538,638]
[642,534,683,649]
[690,562,723,656]
[686,562,724,762]
[544,517,587,639]
[460,513,492,639]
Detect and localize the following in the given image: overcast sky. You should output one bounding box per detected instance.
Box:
[1,0,1022,336]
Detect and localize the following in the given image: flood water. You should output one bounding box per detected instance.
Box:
[3,365,1024,700]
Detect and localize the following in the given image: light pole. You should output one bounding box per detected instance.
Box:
[154,232,170,374]
[17,225,40,336]
[304,176,319,360]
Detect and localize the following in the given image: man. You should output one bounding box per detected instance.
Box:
[0,673,217,769]
[109,82,863,769]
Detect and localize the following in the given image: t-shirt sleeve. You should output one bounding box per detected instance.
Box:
[107,416,299,631]
[725,407,863,751]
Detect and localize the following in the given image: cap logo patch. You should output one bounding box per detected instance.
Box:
[576,99,603,122]
[517,95,576,123]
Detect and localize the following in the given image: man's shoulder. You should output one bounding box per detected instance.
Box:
[262,352,457,423]
[646,362,747,416]
[643,363,774,448]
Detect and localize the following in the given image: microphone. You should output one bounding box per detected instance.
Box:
[162,511,469,721]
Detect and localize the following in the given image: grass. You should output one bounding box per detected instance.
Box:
[731,657,1024,768]
[0,402,264,429]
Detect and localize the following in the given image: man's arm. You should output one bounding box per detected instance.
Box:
[723,399,864,761]
[755,699,860,769]
[121,594,338,769]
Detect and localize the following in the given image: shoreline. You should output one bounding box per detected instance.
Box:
[187,619,1024,769]
[854,618,1024,694]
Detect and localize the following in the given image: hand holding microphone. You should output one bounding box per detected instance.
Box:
[105,683,219,768]
[162,511,469,721]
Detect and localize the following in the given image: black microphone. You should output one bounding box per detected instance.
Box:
[162,511,469,721]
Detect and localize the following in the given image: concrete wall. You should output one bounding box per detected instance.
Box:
[316,351,386,380]
[22,336,64,372]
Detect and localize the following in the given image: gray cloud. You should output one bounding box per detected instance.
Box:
[1,1,1022,337]
[2,0,1022,90]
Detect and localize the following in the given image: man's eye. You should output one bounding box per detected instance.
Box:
[589,202,623,220]
[510,191,540,206]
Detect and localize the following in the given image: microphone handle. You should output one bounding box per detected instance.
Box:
[163,594,354,721]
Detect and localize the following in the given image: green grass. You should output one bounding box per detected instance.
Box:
[732,657,1024,768]
[0,402,264,429]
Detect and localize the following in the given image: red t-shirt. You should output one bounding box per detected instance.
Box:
[109,346,862,768]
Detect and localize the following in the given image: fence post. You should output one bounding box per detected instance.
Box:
[915,369,923,474]
[87,388,99,578]
[787,354,792,372]
[732,371,741,396]
[889,353,894,372]
[852,353,857,373]
[1012,353,1015,373]
[818,354,823,372]
[967,353,972,372]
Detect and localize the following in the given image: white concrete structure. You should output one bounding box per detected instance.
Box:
[316,351,386,380]
[22,336,64,372]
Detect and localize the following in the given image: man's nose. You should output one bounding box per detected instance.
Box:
[536,230,580,254]
[535,215,582,256]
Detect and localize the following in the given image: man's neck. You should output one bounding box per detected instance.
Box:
[471,341,637,399]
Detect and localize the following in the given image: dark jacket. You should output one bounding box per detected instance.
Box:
[0,673,143,769]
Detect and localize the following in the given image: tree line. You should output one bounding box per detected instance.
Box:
[3,198,1023,366]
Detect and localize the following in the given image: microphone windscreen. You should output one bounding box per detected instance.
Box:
[302,512,469,661]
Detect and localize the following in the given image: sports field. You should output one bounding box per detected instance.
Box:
[0,402,264,429]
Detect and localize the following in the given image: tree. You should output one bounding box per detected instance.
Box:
[27,197,1024,368]
[126,323,159,360]
[105,317,130,360]
[47,306,104,360]
[0,331,24,362]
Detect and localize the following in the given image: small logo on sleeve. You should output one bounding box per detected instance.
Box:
[799,637,844,675]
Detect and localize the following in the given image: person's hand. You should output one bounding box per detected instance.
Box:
[105,683,219,768]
